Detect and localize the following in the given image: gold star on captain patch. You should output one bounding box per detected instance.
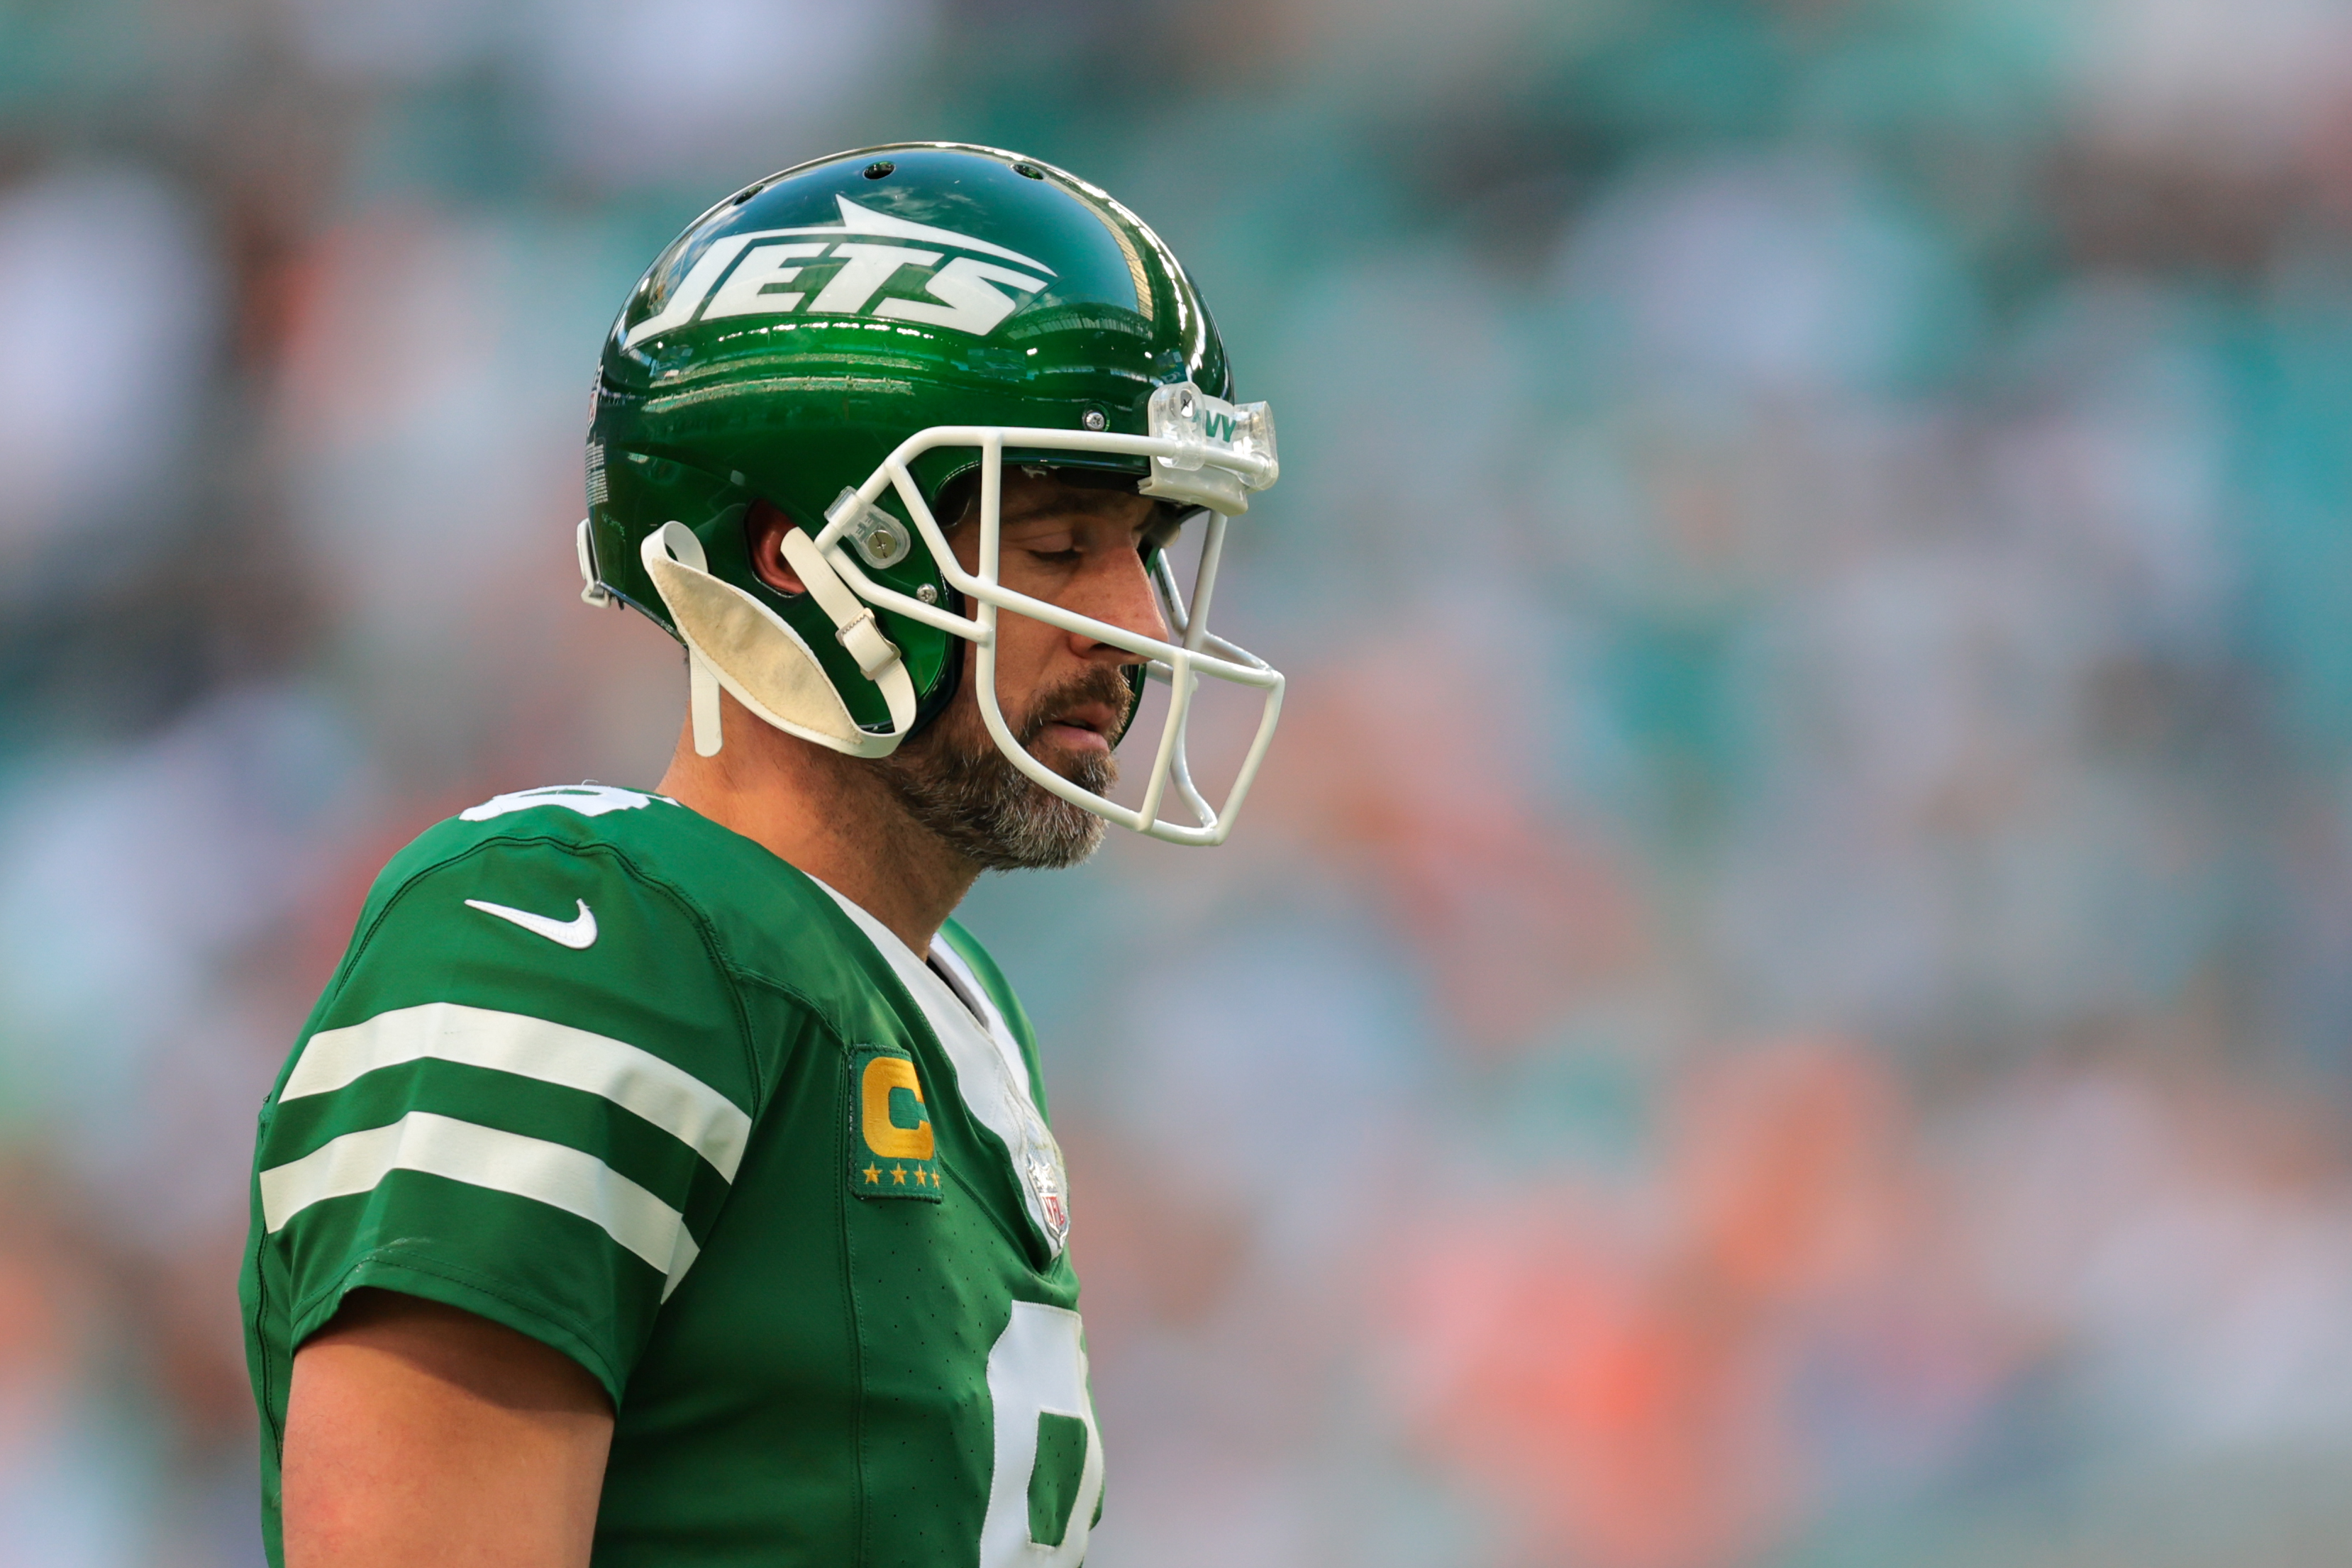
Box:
[862,1164,882,1184]
[891,1165,908,1185]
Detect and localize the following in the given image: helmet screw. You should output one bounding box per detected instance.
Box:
[863,160,895,179]
[1082,409,1107,431]
[917,584,939,604]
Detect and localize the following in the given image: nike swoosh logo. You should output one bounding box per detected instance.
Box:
[464,897,598,950]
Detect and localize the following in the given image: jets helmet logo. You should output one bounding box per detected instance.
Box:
[628,196,1052,347]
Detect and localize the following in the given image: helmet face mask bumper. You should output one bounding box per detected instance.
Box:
[812,402,1283,847]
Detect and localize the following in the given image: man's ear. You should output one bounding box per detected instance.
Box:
[743,499,807,596]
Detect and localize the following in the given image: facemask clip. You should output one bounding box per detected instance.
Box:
[827,488,913,568]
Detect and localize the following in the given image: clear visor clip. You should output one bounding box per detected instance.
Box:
[827,487,913,569]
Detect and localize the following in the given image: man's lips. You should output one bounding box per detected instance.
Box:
[1032,699,1122,753]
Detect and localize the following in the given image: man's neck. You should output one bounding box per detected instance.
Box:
[654,693,980,953]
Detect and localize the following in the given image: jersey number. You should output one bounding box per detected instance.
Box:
[979,1302,1104,1567]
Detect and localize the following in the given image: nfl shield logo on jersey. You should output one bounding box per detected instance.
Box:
[1031,1162,1069,1240]
[1014,1104,1072,1249]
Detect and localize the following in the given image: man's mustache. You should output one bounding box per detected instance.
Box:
[1016,667,1139,746]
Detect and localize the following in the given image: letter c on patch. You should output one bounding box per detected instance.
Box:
[861,1055,933,1160]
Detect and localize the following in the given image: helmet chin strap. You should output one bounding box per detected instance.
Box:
[690,652,723,757]
[640,522,916,759]
[777,530,909,692]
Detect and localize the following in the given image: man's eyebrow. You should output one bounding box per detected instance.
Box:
[997,491,1147,524]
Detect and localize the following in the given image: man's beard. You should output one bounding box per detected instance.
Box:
[880,667,1133,871]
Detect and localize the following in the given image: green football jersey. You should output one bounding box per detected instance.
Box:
[240,784,1102,1567]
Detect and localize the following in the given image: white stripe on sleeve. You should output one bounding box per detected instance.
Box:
[259,1111,701,1299]
[282,1001,751,1181]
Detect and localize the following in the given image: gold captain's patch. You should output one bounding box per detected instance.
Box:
[848,1044,941,1201]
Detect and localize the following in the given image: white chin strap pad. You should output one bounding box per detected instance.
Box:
[639,522,916,759]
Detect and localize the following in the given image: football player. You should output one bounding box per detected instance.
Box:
[239,143,1284,1567]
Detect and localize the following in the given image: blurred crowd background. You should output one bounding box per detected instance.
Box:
[5,0,2352,1564]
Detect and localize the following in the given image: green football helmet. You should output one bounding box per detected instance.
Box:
[579,142,1283,847]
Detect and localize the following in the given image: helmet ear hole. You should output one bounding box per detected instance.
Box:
[932,472,982,533]
[742,499,808,596]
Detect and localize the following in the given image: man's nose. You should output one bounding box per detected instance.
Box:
[1073,550,1168,662]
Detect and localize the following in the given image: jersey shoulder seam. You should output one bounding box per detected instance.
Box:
[713,881,943,1064]
[718,957,931,1077]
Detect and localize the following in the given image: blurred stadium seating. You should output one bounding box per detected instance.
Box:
[5,0,2352,1563]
